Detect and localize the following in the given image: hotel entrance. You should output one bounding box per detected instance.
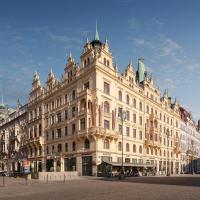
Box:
[82,156,92,176]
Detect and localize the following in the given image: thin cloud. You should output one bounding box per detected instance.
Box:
[128,17,139,30]
[159,37,182,57]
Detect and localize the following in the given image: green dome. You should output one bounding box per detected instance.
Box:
[0,104,5,109]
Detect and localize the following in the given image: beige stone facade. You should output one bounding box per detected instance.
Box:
[24,32,182,176]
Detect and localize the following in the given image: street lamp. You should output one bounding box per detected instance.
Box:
[191,140,194,175]
[119,110,126,179]
[166,128,170,176]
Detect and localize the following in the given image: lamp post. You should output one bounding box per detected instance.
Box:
[166,128,170,176]
[191,140,194,175]
[119,110,126,179]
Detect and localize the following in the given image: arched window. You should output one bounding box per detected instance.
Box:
[87,57,90,65]
[154,120,158,128]
[160,149,162,156]
[118,142,122,151]
[84,60,87,67]
[104,58,106,65]
[151,108,153,114]
[146,105,149,114]
[35,147,37,156]
[126,143,130,152]
[126,95,129,105]
[104,101,110,113]
[155,149,157,155]
[107,60,110,67]
[118,90,122,101]
[139,102,142,111]
[72,90,76,101]
[38,124,42,136]
[34,125,37,138]
[151,148,153,155]
[133,144,136,153]
[164,150,166,157]
[72,141,76,151]
[146,148,149,154]
[84,139,90,149]
[139,146,142,154]
[80,99,86,111]
[133,98,136,108]
[104,139,110,149]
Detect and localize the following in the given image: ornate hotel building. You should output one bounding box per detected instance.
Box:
[25,28,182,176]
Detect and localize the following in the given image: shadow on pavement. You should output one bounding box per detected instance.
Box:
[99,176,200,187]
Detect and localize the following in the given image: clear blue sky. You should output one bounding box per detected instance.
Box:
[0,0,200,120]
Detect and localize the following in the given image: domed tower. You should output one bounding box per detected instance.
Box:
[80,22,113,70]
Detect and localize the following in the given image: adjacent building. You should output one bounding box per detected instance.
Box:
[0,102,28,172]
[179,107,200,173]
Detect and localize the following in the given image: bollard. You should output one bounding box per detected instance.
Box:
[2,175,5,187]
[63,174,66,183]
[46,174,48,184]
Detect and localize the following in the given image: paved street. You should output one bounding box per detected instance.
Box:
[0,176,200,200]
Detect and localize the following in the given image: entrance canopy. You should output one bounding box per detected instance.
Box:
[101,161,154,168]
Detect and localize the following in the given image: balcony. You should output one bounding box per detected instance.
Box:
[77,89,93,99]
[26,136,43,146]
[77,127,118,141]
[144,138,160,149]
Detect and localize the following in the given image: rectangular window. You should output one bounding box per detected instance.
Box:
[84,82,90,89]
[57,144,62,153]
[118,107,123,119]
[139,159,143,164]
[139,116,143,125]
[65,143,68,152]
[57,112,62,123]
[132,158,137,164]
[139,131,143,140]
[52,130,54,140]
[126,127,130,136]
[72,107,76,118]
[104,120,110,129]
[80,118,86,130]
[65,94,68,104]
[126,111,130,121]
[72,124,76,135]
[65,110,68,120]
[133,129,136,138]
[57,128,62,138]
[133,113,136,123]
[104,82,110,94]
[65,126,68,136]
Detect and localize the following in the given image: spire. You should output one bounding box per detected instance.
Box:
[86,37,89,43]
[33,70,40,81]
[67,52,74,63]
[105,37,108,45]
[94,21,100,41]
